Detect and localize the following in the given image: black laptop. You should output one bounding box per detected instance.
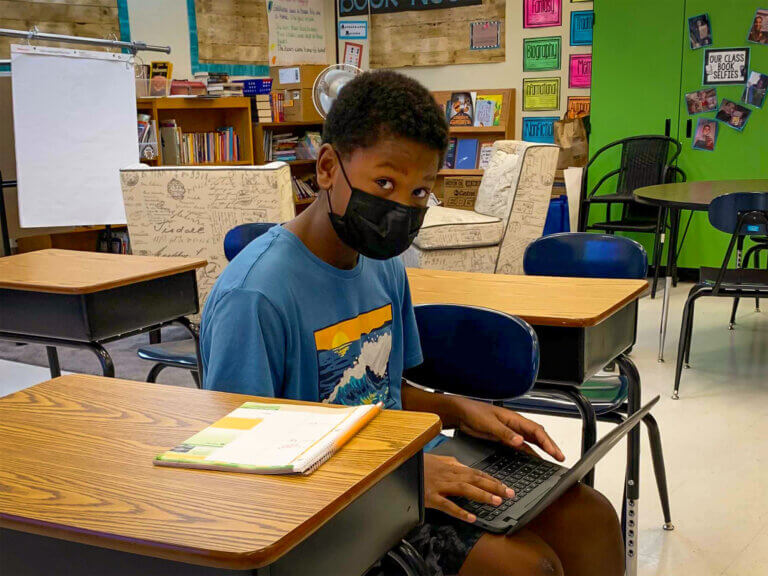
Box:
[431,396,660,535]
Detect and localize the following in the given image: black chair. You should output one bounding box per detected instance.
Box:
[674,192,768,399]
[136,223,278,387]
[729,235,767,327]
[578,135,685,298]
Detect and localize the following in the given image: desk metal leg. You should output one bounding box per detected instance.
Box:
[657,276,672,362]
[46,346,61,378]
[668,209,681,287]
[176,317,203,389]
[87,342,115,377]
[616,354,640,576]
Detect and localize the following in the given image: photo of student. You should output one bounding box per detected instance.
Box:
[689,13,712,49]
[716,98,752,131]
[747,9,768,45]
[692,118,717,151]
[742,71,768,108]
[685,89,717,114]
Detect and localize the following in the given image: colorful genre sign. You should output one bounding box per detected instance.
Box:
[339,0,481,16]
[567,96,590,118]
[703,48,750,85]
[570,10,593,45]
[522,117,558,143]
[523,78,560,111]
[569,54,592,88]
[523,0,562,29]
[523,36,561,71]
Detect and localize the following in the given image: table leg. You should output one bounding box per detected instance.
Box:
[668,209,681,287]
[86,343,115,377]
[46,346,61,378]
[658,276,672,362]
[616,354,640,576]
[176,317,202,388]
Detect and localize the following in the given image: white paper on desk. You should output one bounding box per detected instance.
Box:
[564,167,584,232]
[11,45,137,227]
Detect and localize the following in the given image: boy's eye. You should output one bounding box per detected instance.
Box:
[413,188,429,199]
[376,178,394,191]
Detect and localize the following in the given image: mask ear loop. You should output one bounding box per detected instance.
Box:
[327,148,353,215]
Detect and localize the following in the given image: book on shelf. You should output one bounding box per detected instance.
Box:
[160,119,241,165]
[253,94,273,122]
[137,113,158,161]
[150,61,173,97]
[292,175,320,201]
[206,82,244,97]
[474,94,503,127]
[263,129,322,162]
[478,142,494,170]
[443,137,458,169]
[98,229,131,254]
[455,138,479,170]
[154,401,382,475]
[170,80,207,96]
[447,92,474,127]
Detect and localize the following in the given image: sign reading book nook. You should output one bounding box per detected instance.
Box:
[339,0,481,16]
[523,78,560,111]
[523,36,561,71]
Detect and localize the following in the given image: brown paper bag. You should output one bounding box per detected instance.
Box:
[554,116,589,170]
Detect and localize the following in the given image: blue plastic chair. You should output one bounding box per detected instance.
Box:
[507,232,673,530]
[137,223,279,387]
[674,192,768,399]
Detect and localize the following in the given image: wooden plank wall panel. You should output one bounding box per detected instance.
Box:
[0,1,120,60]
[194,0,269,66]
[370,0,505,69]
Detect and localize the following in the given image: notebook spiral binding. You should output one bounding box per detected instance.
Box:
[301,438,337,475]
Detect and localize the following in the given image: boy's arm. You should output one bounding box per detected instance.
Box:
[401,381,461,428]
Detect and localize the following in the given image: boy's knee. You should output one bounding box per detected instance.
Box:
[563,483,622,538]
[464,532,564,576]
[514,541,564,576]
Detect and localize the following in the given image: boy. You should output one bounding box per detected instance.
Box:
[201,71,623,576]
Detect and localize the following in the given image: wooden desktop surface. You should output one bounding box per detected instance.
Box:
[0,249,207,294]
[0,375,440,569]
[635,179,768,210]
[407,269,648,328]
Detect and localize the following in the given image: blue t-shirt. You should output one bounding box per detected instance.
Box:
[200,225,423,409]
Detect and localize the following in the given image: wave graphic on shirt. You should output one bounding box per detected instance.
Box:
[315,304,394,407]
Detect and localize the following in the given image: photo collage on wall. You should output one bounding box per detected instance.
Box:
[687,9,766,151]
[522,0,592,145]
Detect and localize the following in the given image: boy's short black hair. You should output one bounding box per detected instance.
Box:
[322,70,449,163]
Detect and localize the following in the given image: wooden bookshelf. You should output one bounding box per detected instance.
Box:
[431,89,515,203]
[253,120,324,211]
[136,97,254,166]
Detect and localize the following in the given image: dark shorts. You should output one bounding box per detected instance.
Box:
[405,509,485,576]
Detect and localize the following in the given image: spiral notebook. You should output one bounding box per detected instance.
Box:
[154,401,382,475]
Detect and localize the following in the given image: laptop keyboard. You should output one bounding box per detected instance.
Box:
[455,451,560,521]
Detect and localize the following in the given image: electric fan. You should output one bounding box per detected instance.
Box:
[312,64,362,119]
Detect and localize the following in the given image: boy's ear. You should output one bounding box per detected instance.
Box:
[316,144,338,191]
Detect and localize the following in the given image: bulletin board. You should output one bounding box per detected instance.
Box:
[192,0,269,68]
[369,0,505,68]
[0,0,121,60]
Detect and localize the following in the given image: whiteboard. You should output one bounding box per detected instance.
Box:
[11,45,138,227]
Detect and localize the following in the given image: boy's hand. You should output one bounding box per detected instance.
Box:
[423,453,514,523]
[454,397,565,462]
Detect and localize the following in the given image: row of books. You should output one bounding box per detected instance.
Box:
[445,92,504,127]
[292,175,320,201]
[138,63,273,98]
[263,130,322,162]
[137,113,159,160]
[444,138,494,170]
[159,120,241,165]
[253,93,290,123]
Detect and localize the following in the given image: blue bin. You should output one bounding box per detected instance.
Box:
[542,195,571,236]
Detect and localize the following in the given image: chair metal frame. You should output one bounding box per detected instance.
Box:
[578,135,685,299]
[674,204,768,400]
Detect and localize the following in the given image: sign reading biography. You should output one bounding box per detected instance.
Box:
[339,0,481,17]
[523,36,561,71]
[703,48,750,85]
[522,117,558,143]
[523,78,560,111]
[569,53,592,88]
[523,0,562,28]
[570,10,593,45]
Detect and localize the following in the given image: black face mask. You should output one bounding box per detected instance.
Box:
[327,152,428,260]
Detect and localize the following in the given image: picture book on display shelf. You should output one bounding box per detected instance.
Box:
[155,401,382,475]
[447,92,474,126]
[455,138,479,170]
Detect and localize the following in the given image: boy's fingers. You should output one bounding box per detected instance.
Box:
[433,495,476,523]
[502,413,565,461]
[452,482,503,506]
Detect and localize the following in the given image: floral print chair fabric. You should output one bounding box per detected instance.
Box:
[402,141,559,275]
[120,163,295,317]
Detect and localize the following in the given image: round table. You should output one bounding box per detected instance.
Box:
[634,180,768,361]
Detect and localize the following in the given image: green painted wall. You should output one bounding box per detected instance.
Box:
[590,0,768,269]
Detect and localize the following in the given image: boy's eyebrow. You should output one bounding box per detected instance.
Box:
[375,161,408,175]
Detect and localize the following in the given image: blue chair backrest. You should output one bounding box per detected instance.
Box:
[404,304,539,401]
[708,192,768,236]
[224,223,277,261]
[524,232,648,280]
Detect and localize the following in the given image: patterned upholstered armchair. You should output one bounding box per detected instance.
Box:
[403,141,559,275]
[120,164,295,313]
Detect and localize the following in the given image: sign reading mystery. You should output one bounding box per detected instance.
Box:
[339,0,482,17]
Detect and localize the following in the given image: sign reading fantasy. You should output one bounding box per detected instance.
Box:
[339,0,482,17]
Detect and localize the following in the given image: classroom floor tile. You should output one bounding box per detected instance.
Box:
[0,281,766,575]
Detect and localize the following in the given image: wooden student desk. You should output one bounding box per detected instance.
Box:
[0,375,441,575]
[0,249,207,377]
